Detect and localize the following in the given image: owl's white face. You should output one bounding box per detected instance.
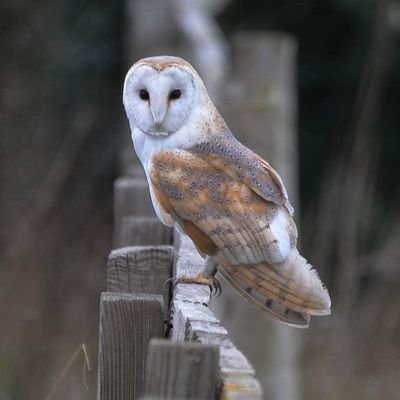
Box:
[123,59,198,137]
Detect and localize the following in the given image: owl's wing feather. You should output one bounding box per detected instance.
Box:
[150,148,294,265]
[150,147,331,326]
[189,130,294,215]
[217,263,311,327]
[217,248,330,328]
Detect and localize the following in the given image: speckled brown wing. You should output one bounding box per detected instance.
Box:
[189,130,295,215]
[150,148,295,265]
[149,142,331,327]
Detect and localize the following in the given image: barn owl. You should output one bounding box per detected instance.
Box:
[123,55,331,328]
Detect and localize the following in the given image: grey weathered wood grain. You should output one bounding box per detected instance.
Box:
[145,338,219,399]
[107,246,173,316]
[170,229,263,399]
[117,216,172,247]
[113,177,155,246]
[97,292,164,400]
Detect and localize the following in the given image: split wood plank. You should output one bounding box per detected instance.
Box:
[145,338,219,399]
[97,292,164,400]
[107,245,173,317]
[118,216,172,247]
[113,177,155,246]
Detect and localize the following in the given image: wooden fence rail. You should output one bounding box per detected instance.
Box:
[96,177,263,399]
[171,230,263,399]
[145,339,219,399]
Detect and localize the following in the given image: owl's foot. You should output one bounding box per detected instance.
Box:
[167,275,222,296]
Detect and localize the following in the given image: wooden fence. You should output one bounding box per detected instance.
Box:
[96,175,263,399]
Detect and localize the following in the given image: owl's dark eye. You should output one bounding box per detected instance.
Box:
[139,89,149,100]
[169,89,181,100]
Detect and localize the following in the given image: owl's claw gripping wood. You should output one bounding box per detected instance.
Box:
[166,275,222,297]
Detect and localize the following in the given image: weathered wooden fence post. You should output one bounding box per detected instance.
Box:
[107,245,173,316]
[213,32,302,400]
[97,292,164,400]
[145,338,219,399]
[117,216,172,247]
[113,177,156,246]
[97,237,174,398]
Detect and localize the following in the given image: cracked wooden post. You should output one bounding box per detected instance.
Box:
[145,338,219,399]
[118,216,172,247]
[97,293,164,400]
[107,245,173,317]
[97,245,174,399]
[113,177,156,246]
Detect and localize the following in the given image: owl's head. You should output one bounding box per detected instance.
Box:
[123,56,204,137]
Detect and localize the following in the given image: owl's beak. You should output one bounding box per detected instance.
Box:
[150,101,167,129]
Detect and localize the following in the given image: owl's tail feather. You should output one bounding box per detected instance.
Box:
[218,249,331,328]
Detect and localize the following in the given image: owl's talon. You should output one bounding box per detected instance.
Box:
[164,277,178,287]
[165,275,221,296]
[214,279,222,297]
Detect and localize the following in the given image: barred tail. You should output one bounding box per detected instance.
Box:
[218,249,331,328]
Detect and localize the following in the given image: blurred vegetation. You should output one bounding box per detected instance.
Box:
[219,2,400,399]
[218,1,400,399]
[0,0,399,399]
[218,0,400,209]
[0,0,123,398]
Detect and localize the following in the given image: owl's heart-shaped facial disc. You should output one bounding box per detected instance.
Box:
[123,56,199,137]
